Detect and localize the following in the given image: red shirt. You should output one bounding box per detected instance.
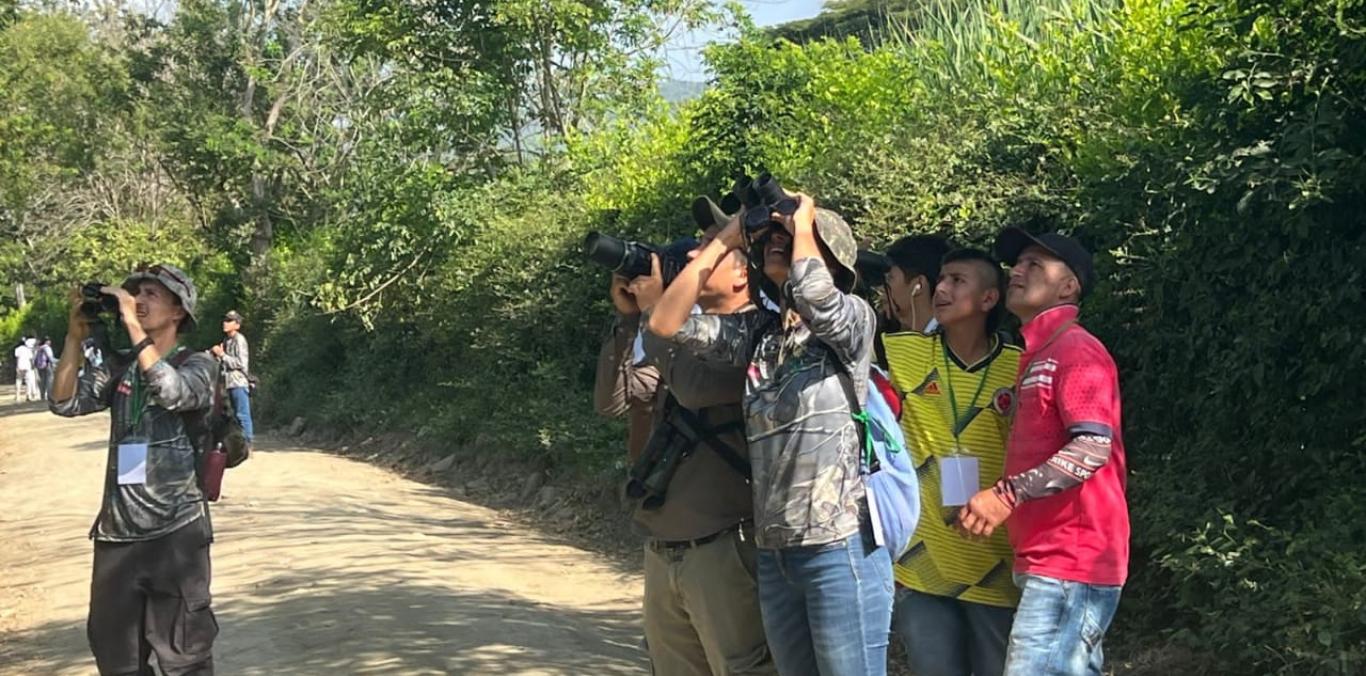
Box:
[1006,304,1129,586]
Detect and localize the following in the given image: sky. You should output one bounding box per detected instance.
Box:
[660,0,827,82]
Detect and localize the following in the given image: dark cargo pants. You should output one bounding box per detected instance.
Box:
[88,518,217,676]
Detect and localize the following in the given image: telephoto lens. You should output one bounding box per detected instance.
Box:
[582,232,652,279]
[583,232,699,286]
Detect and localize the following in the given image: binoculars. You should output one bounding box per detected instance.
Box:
[735,173,798,234]
[80,282,120,319]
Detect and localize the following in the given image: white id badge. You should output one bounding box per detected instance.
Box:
[940,455,980,507]
[117,439,149,485]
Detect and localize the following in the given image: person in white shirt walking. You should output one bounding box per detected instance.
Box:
[13,336,39,402]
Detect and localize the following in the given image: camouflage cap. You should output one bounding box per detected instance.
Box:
[122,263,199,329]
[814,208,858,292]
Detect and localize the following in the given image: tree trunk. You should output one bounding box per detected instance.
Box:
[249,169,272,263]
[14,282,26,308]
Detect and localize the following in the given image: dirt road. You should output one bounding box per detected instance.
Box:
[0,389,647,675]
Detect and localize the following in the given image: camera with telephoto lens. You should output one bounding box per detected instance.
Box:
[80,282,120,319]
[736,173,799,234]
[582,232,698,287]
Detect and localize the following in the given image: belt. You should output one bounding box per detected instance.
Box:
[647,521,749,552]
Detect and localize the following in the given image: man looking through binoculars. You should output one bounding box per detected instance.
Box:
[49,264,220,676]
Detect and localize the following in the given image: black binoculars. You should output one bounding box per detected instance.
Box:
[734,173,799,234]
[79,282,120,319]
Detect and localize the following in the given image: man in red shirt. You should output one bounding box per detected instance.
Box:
[957,226,1129,675]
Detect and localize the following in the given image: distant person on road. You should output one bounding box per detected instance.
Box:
[82,336,104,372]
[598,196,777,675]
[34,336,56,400]
[49,264,221,676]
[13,335,37,402]
[213,310,253,446]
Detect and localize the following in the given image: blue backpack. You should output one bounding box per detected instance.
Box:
[833,362,921,560]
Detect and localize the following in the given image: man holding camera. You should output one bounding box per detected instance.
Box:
[594,279,662,464]
[49,264,220,676]
[651,182,892,676]
[594,197,775,675]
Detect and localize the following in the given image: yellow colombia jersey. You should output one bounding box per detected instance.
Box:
[883,331,1022,608]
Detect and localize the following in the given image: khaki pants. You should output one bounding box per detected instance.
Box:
[643,529,776,676]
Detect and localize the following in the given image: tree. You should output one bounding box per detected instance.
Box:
[0,11,129,306]
[328,0,722,166]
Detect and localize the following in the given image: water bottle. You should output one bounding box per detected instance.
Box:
[201,442,228,502]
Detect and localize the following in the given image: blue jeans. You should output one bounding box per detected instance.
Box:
[893,588,1014,676]
[1004,574,1121,676]
[757,532,894,676]
[228,387,254,442]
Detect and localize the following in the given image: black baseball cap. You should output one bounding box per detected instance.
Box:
[994,227,1095,299]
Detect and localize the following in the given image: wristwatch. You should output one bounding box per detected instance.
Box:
[130,337,155,359]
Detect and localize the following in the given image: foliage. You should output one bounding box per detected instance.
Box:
[1,0,1363,671]
[0,11,130,298]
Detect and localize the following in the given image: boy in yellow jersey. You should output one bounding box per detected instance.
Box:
[883,248,1019,676]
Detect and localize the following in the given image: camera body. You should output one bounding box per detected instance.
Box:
[582,232,698,287]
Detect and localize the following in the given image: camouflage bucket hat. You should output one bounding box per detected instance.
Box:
[814,208,858,292]
[123,263,199,329]
[692,195,732,228]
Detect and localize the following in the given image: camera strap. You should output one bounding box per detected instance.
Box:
[671,403,751,482]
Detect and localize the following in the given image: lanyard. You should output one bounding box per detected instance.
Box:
[125,344,183,436]
[940,335,994,451]
[126,369,148,435]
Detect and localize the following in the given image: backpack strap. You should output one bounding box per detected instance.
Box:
[825,348,880,473]
[672,405,752,482]
[164,350,218,457]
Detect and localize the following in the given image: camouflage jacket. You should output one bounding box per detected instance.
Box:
[51,349,216,542]
[666,258,875,549]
